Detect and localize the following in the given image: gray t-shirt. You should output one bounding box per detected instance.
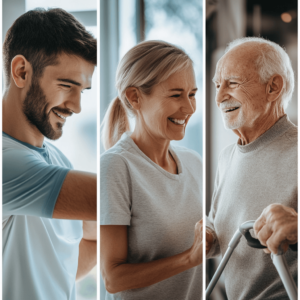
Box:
[207,115,297,300]
[101,132,203,300]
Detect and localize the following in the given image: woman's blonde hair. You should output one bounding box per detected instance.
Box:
[101,40,193,150]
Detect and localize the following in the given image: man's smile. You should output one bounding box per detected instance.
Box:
[224,107,240,113]
[52,109,68,121]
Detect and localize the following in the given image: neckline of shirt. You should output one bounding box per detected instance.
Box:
[236,114,294,153]
[2,131,48,153]
[121,132,184,180]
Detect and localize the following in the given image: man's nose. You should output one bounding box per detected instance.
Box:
[67,92,82,114]
[215,82,229,106]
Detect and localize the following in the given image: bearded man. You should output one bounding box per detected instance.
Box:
[206,37,297,300]
[2,9,97,300]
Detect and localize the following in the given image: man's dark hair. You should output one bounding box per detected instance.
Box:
[3,8,97,86]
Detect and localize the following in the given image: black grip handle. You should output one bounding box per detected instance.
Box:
[244,230,298,251]
[244,231,267,249]
[289,243,297,252]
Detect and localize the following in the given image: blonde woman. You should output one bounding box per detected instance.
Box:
[100,40,203,300]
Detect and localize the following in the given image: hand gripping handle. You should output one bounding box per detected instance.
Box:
[239,220,297,251]
[243,230,267,249]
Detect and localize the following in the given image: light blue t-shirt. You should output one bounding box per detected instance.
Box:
[3,132,83,300]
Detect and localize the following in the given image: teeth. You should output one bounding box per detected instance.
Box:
[226,107,239,113]
[169,118,185,125]
[53,110,66,120]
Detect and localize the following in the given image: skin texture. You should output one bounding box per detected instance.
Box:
[2,53,97,277]
[213,42,284,145]
[76,221,97,280]
[205,42,296,255]
[254,204,298,254]
[100,65,204,294]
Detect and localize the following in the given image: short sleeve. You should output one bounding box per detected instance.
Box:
[3,148,70,218]
[100,152,131,225]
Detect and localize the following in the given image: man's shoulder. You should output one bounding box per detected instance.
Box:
[44,141,72,168]
[3,134,39,162]
[218,143,236,161]
[284,124,297,143]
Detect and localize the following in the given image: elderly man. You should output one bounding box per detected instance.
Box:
[206,37,297,300]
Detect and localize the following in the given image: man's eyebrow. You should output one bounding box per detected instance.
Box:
[169,88,198,92]
[57,78,92,89]
[212,75,241,83]
[57,78,82,87]
[224,76,241,81]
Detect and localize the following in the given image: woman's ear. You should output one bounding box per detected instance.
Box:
[266,74,284,103]
[11,55,31,88]
[125,87,141,111]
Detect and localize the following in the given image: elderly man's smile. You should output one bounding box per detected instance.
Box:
[224,107,240,113]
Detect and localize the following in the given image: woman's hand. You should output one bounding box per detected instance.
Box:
[188,220,204,267]
[188,220,215,267]
[101,223,205,294]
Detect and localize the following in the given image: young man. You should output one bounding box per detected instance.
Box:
[2,8,97,300]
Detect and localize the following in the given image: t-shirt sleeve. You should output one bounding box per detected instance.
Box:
[100,152,131,225]
[3,148,70,218]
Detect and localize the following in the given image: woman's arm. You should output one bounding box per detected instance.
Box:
[100,221,203,294]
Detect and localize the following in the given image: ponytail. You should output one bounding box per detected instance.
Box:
[101,97,130,150]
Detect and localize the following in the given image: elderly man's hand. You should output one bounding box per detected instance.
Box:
[254,204,297,254]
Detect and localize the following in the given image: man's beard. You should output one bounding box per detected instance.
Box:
[220,99,245,130]
[23,77,71,140]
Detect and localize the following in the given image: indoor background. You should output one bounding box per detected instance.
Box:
[2,0,97,299]
[100,0,203,298]
[205,0,298,299]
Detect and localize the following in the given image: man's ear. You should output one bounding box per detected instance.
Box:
[11,55,31,88]
[266,74,284,103]
[125,87,141,111]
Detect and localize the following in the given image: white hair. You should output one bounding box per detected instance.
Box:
[225,37,294,109]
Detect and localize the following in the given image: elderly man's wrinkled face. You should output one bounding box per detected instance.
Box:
[213,45,268,130]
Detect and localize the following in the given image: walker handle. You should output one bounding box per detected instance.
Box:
[241,221,297,251]
[244,230,267,249]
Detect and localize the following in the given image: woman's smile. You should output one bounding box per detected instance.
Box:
[168,117,187,125]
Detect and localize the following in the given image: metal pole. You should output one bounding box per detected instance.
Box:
[206,230,242,298]
[272,254,298,300]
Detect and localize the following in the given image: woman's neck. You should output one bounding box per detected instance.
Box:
[130,126,178,174]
